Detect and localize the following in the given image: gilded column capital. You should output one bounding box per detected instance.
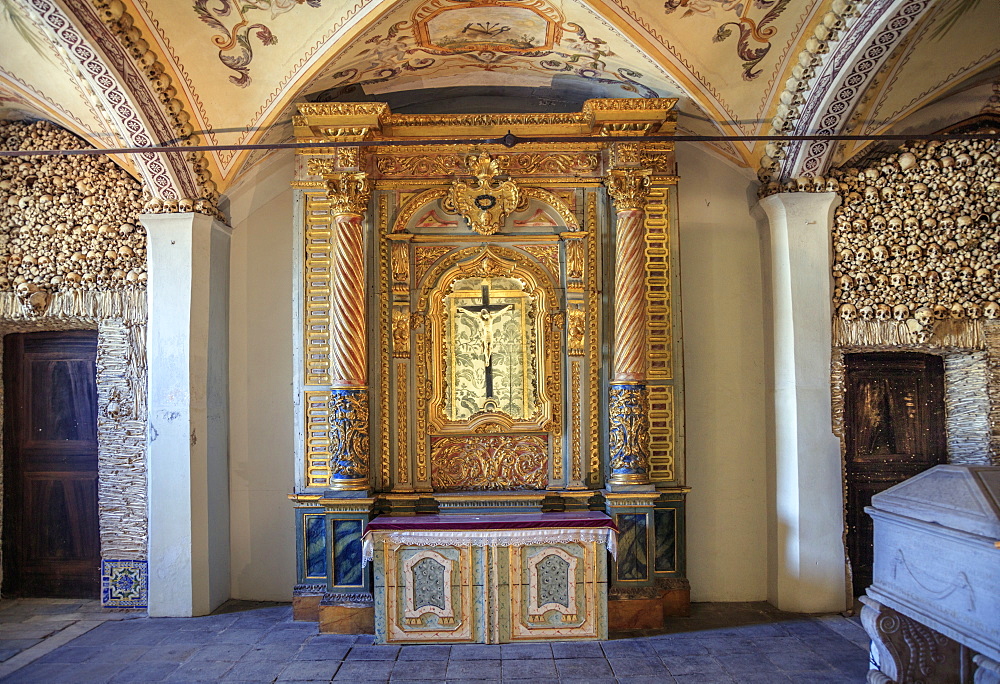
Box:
[605,168,652,212]
[326,172,372,217]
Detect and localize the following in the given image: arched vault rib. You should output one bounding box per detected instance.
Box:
[761,0,935,182]
[22,0,220,213]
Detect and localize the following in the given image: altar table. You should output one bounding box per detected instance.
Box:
[363,512,617,644]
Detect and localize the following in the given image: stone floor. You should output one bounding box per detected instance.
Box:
[0,599,871,683]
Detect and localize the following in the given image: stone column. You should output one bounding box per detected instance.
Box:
[759,191,847,613]
[143,211,231,617]
[605,168,652,487]
[326,173,372,491]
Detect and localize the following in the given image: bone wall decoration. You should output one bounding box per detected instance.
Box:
[826,137,999,347]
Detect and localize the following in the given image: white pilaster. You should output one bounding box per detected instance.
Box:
[143,211,232,617]
[760,192,848,613]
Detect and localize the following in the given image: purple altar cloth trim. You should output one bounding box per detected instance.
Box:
[365,511,617,532]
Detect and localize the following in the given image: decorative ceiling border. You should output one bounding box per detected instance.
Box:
[26,0,181,199]
[759,0,934,184]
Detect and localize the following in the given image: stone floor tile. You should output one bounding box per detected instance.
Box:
[390,658,449,679]
[449,643,502,660]
[0,648,20,662]
[333,659,394,681]
[717,653,790,678]
[214,628,269,645]
[353,635,377,646]
[165,658,236,681]
[396,644,451,660]
[652,639,710,657]
[766,649,838,672]
[278,658,341,681]
[109,660,182,682]
[2,661,78,683]
[445,658,501,679]
[442,680,500,684]
[188,642,254,661]
[550,641,605,659]
[502,657,557,679]
[695,637,759,654]
[623,676,679,684]
[554,657,614,679]
[346,644,401,660]
[601,639,656,658]
[223,657,291,681]
[295,643,351,661]
[732,673,793,683]
[607,656,667,677]
[143,645,200,662]
[671,674,736,683]
[500,642,552,659]
[664,655,728,676]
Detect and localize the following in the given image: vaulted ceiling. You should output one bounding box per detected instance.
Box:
[1,0,997,205]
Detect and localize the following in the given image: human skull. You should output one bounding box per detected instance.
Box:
[852,218,869,233]
[984,301,1000,319]
[933,304,949,320]
[837,274,854,291]
[926,243,942,259]
[839,303,858,321]
[965,302,982,319]
[888,216,904,231]
[859,306,874,320]
[914,307,933,327]
[874,274,890,289]
[864,186,879,202]
[891,243,905,259]
[875,304,892,321]
[856,247,872,263]
[893,304,909,321]
[959,267,974,283]
[941,268,956,282]
[906,244,922,259]
[950,303,965,319]
[890,273,906,288]
[912,182,928,198]
[873,245,889,262]
[871,215,887,230]
[908,273,922,288]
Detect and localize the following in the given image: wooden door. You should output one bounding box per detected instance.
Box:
[844,352,946,596]
[3,330,100,597]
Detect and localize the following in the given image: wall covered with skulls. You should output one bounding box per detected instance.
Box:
[827,135,1000,465]
[830,138,999,346]
[0,120,149,592]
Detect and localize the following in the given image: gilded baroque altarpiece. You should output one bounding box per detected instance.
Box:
[288,102,688,624]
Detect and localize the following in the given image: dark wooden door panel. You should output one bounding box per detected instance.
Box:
[3,331,100,598]
[844,352,946,597]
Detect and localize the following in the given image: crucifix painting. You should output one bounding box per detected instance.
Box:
[446,277,532,420]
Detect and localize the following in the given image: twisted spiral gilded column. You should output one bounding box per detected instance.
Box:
[327,172,372,490]
[605,168,652,486]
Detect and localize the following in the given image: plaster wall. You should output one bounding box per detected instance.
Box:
[226,152,298,600]
[676,143,769,602]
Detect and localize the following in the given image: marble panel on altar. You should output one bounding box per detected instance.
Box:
[365,512,615,644]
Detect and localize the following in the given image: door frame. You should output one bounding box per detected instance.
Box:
[0,318,149,603]
[831,347,993,599]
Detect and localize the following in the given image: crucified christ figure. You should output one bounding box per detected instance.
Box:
[456,283,513,401]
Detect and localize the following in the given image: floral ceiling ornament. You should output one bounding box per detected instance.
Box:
[443,153,523,236]
[663,0,791,81]
[194,0,323,87]
[310,0,659,102]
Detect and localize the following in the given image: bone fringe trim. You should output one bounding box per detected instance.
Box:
[0,289,147,324]
[834,319,984,350]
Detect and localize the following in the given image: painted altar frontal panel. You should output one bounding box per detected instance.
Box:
[374,540,607,643]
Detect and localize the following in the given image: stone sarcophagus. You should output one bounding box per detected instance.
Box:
[862,464,1000,684]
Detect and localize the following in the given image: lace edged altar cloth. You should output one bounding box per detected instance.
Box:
[361,511,618,565]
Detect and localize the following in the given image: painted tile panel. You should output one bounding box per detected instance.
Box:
[333,519,363,586]
[305,513,328,580]
[654,508,676,573]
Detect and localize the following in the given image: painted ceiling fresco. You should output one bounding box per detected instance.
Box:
[0,0,997,192]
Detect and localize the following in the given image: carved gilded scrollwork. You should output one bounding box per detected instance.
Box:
[377,152,599,178]
[390,240,410,290]
[521,188,579,230]
[431,435,548,491]
[443,153,522,236]
[519,245,560,278]
[571,360,583,484]
[586,193,600,486]
[396,363,409,486]
[392,308,411,357]
[568,308,586,356]
[566,238,585,285]
[328,389,371,490]
[327,172,372,217]
[608,385,651,486]
[605,168,652,213]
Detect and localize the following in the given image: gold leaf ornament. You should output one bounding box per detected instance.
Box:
[444,153,522,236]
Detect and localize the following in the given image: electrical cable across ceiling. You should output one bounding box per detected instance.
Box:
[1,131,998,158]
